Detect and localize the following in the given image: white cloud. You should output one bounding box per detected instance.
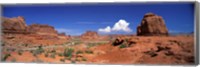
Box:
[98,19,132,33]
[98,26,111,33]
[112,19,132,32]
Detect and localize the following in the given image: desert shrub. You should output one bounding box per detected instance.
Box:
[24,44,28,47]
[85,50,93,54]
[50,53,56,59]
[33,46,44,56]
[74,41,82,45]
[37,46,44,53]
[45,53,48,57]
[11,49,16,52]
[18,50,23,55]
[58,53,63,57]
[30,50,33,53]
[11,58,16,62]
[1,53,11,61]
[60,58,65,62]
[6,49,10,52]
[119,44,127,48]
[65,56,71,60]
[2,42,5,46]
[63,48,74,57]
[33,59,44,63]
[51,49,56,53]
[82,58,87,61]
[76,50,83,54]
[75,58,79,61]
[71,60,76,63]
[33,53,37,57]
[125,38,129,42]
[87,42,105,48]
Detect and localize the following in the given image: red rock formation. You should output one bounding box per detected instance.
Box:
[137,13,168,36]
[27,24,58,36]
[81,31,99,40]
[1,16,70,45]
[2,16,29,34]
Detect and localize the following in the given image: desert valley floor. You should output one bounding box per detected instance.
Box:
[1,34,194,64]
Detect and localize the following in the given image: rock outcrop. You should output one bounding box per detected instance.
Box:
[137,13,168,36]
[27,24,58,36]
[1,16,70,45]
[81,31,99,40]
[2,16,29,34]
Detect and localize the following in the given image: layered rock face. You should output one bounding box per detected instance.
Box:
[27,24,58,36]
[2,16,29,34]
[137,13,168,36]
[81,31,99,40]
[1,16,69,45]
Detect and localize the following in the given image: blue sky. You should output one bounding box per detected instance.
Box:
[3,3,194,35]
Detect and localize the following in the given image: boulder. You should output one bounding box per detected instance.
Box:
[137,13,168,36]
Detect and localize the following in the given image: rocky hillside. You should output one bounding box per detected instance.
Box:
[1,16,70,45]
[2,16,29,34]
[27,24,58,36]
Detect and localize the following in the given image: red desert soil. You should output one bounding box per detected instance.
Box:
[88,36,194,64]
[1,13,195,64]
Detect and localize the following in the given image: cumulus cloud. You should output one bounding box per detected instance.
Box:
[98,19,132,33]
[112,19,132,32]
[98,26,111,33]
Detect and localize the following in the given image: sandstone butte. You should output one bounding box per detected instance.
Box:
[137,12,169,36]
[81,31,99,40]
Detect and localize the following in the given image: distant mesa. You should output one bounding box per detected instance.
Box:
[81,31,99,40]
[137,12,168,36]
[27,24,58,36]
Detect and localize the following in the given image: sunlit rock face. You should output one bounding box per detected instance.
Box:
[137,13,168,36]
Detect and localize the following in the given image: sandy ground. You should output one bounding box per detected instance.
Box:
[1,35,194,65]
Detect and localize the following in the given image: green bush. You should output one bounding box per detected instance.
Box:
[33,46,44,56]
[71,60,76,63]
[18,50,23,55]
[65,56,71,60]
[1,53,11,61]
[63,48,74,57]
[119,44,127,48]
[51,49,56,53]
[74,41,82,45]
[45,53,48,57]
[75,58,79,61]
[11,58,16,62]
[58,53,63,57]
[85,50,93,54]
[60,58,65,62]
[2,42,5,46]
[82,58,87,61]
[76,50,83,54]
[50,53,56,59]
